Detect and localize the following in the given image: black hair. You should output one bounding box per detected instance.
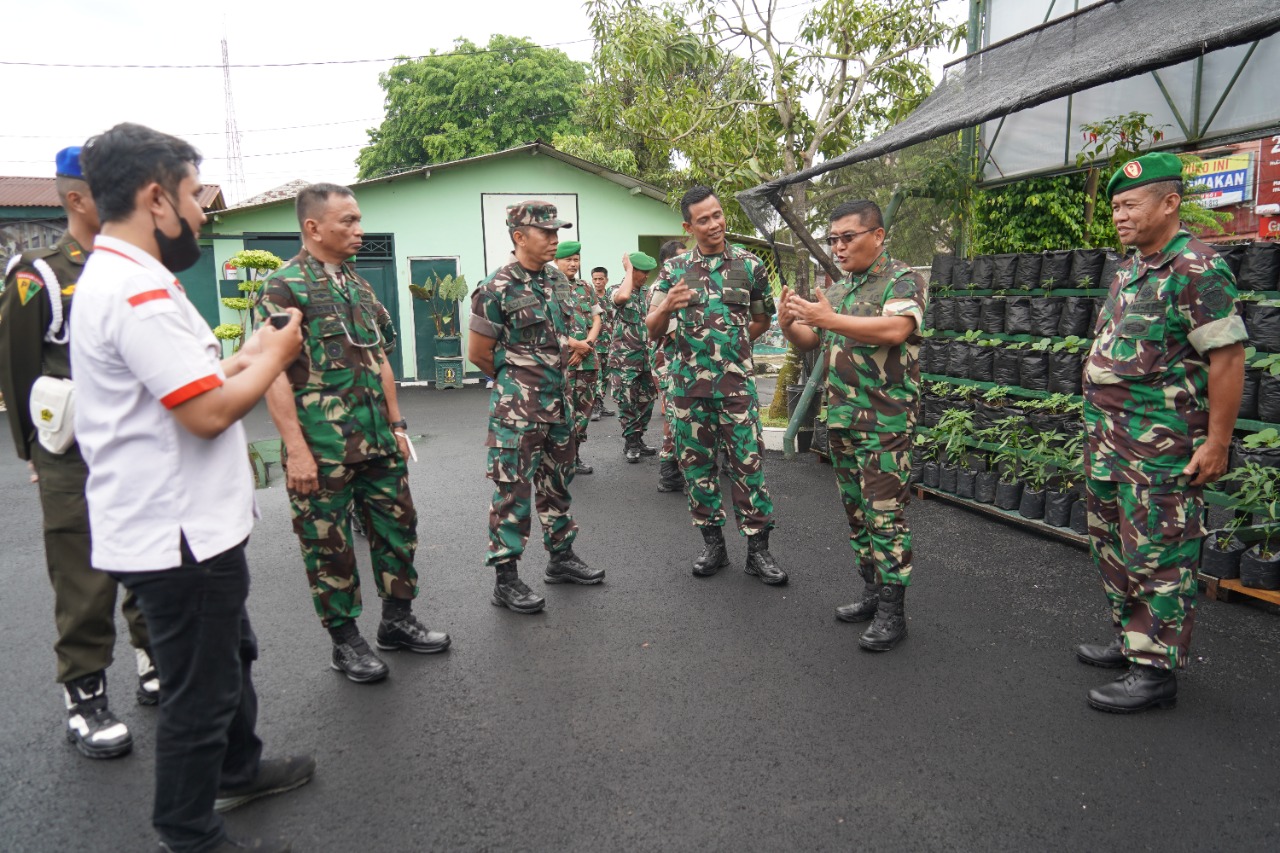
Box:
[591,266,608,277]
[829,199,884,230]
[658,239,686,265]
[80,123,202,224]
[55,175,89,206]
[679,185,718,223]
[296,183,355,227]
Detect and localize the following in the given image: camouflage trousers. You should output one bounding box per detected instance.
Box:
[829,429,913,586]
[614,368,657,441]
[568,369,597,448]
[485,418,579,566]
[286,453,418,629]
[595,347,613,404]
[653,349,676,462]
[1085,477,1203,670]
[671,394,774,536]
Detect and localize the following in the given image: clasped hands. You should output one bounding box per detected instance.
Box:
[778,285,835,330]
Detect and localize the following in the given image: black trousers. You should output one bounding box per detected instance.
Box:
[115,540,263,852]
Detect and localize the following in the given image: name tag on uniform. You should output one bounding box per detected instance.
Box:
[507,295,540,311]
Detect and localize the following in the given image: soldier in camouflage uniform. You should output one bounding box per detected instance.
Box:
[650,240,690,493]
[0,146,156,758]
[258,184,449,684]
[1079,152,1247,713]
[554,241,603,474]
[468,201,605,615]
[781,200,926,652]
[590,266,616,421]
[647,186,785,584]
[610,252,660,462]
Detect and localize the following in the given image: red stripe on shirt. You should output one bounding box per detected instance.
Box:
[160,374,223,409]
[127,289,171,307]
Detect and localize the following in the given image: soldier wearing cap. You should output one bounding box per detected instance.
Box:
[257,183,450,683]
[469,201,605,614]
[646,186,786,585]
[780,199,927,652]
[609,251,660,462]
[553,240,603,474]
[1078,152,1247,713]
[0,146,156,758]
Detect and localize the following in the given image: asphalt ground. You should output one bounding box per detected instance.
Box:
[1,385,1278,852]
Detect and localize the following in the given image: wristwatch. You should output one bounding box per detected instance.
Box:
[390,419,408,429]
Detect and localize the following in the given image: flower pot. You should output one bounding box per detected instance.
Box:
[939,463,959,493]
[1014,253,1042,291]
[1004,296,1033,335]
[975,470,998,504]
[1258,372,1280,423]
[1069,249,1107,290]
[955,469,977,499]
[952,257,972,289]
[946,342,972,379]
[1039,250,1071,290]
[933,297,956,332]
[1200,533,1246,580]
[954,297,982,332]
[971,255,994,289]
[1239,242,1280,292]
[1231,436,1280,470]
[970,347,995,382]
[1018,487,1046,519]
[812,418,829,455]
[994,479,1022,510]
[992,253,1019,291]
[1029,410,1073,437]
[1098,251,1124,289]
[974,400,1005,432]
[979,297,1006,333]
[1245,301,1280,353]
[922,461,940,489]
[1239,367,1261,420]
[1019,350,1049,391]
[1057,296,1094,338]
[1069,499,1089,535]
[1239,544,1280,590]
[1047,350,1084,395]
[1211,243,1245,279]
[1044,489,1077,527]
[1030,297,1065,337]
[924,338,949,375]
[929,253,955,287]
[922,394,947,427]
[434,335,463,358]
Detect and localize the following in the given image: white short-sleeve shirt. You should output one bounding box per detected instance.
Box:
[71,234,256,572]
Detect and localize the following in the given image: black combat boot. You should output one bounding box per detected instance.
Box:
[574,456,594,475]
[1087,663,1177,713]
[835,562,879,622]
[64,671,133,759]
[859,584,907,651]
[624,436,642,463]
[376,598,451,654]
[492,561,546,613]
[638,435,657,456]
[135,647,160,706]
[744,530,788,585]
[1075,635,1126,668]
[657,459,683,492]
[544,548,605,584]
[590,402,602,422]
[692,526,729,577]
[329,622,389,683]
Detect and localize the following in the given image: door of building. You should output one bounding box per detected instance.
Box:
[408,257,462,382]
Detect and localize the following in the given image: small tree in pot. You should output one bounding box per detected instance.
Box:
[990,415,1029,510]
[1217,463,1280,590]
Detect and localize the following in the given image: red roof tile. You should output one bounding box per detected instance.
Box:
[0,176,225,211]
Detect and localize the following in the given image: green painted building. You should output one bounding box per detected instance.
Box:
[209,143,687,382]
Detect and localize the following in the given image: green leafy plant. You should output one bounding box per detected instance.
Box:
[934,407,976,471]
[409,273,469,337]
[1037,393,1077,415]
[1254,352,1280,377]
[926,380,956,399]
[1020,433,1057,492]
[958,329,984,343]
[1218,463,1280,557]
[1052,335,1088,354]
[220,249,285,351]
[914,432,941,465]
[1028,338,1053,353]
[976,337,1002,348]
[989,415,1030,484]
[1241,428,1280,450]
[981,385,1012,407]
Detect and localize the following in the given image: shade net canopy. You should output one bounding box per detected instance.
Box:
[737,0,1280,237]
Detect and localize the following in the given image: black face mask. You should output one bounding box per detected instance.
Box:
[154,194,202,273]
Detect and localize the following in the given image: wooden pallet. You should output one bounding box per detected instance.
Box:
[1198,573,1280,607]
[912,484,1089,548]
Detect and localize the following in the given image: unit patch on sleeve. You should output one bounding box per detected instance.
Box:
[14,272,44,306]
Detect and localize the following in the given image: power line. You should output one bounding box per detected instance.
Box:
[0,117,382,140]
[0,38,593,69]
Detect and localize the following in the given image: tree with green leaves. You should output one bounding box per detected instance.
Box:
[357,35,588,179]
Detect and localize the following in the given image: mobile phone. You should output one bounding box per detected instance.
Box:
[268,313,291,330]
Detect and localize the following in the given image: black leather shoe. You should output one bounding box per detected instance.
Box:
[492,565,546,613]
[744,531,788,585]
[215,755,317,813]
[575,457,594,475]
[638,441,657,456]
[1076,636,1126,668]
[330,634,389,683]
[64,672,133,759]
[545,548,605,584]
[376,614,451,654]
[600,406,616,417]
[835,562,879,622]
[1088,664,1177,713]
[657,459,683,492]
[590,403,602,422]
[693,526,729,577]
[859,584,907,651]
[624,437,642,463]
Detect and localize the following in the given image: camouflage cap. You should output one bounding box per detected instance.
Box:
[506,200,572,230]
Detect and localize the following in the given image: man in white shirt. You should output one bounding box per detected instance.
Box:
[73,122,312,853]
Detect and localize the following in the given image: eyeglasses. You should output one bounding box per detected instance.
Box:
[826,228,878,247]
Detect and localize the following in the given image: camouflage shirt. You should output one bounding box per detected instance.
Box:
[470,258,573,423]
[566,276,604,372]
[1083,229,1248,485]
[255,249,399,466]
[595,287,614,351]
[608,281,653,376]
[651,245,774,399]
[818,250,926,433]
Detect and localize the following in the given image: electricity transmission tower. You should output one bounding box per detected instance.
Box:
[221,37,247,202]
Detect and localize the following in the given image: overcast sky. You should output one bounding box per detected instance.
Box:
[2,0,966,205]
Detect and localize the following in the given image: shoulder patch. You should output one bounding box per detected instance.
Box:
[892,279,915,298]
[14,271,44,306]
[1200,282,1231,313]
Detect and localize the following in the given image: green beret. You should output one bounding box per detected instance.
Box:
[629,251,657,271]
[1107,152,1184,199]
[555,241,581,259]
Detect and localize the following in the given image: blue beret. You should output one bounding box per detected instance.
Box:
[55,146,83,179]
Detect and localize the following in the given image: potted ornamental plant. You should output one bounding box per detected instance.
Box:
[990,415,1029,510]
[409,273,469,359]
[215,248,284,353]
[915,432,942,489]
[1219,463,1280,590]
[1043,432,1084,528]
[934,407,976,495]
